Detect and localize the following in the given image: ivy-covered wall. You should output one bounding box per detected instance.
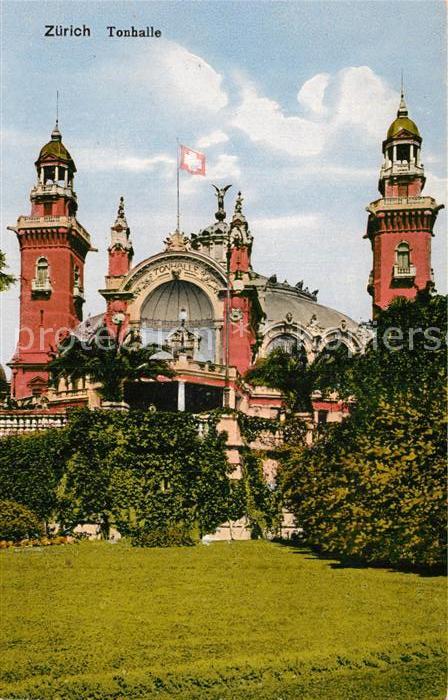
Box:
[0,409,291,541]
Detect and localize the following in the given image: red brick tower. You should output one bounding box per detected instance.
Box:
[8,123,93,399]
[365,92,444,317]
[225,192,257,374]
[101,197,134,339]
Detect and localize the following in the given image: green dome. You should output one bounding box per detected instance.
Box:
[35,124,76,170]
[387,116,420,139]
[38,139,73,162]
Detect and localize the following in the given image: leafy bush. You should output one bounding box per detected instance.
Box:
[0,428,70,521]
[131,525,195,548]
[0,500,44,541]
[280,294,447,569]
[60,410,234,539]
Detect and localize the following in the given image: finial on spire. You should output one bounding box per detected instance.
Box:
[232,191,247,225]
[397,73,408,118]
[51,90,62,141]
[235,191,243,215]
[114,196,128,228]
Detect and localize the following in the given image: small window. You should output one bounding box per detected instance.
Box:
[36,257,49,285]
[267,334,301,354]
[396,144,410,162]
[396,242,410,270]
[73,265,81,289]
[43,202,52,215]
[398,184,408,197]
[317,410,328,424]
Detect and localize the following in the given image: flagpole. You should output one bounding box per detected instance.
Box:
[176,138,180,232]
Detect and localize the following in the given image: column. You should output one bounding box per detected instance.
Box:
[64,168,68,186]
[177,381,186,411]
[55,166,59,182]
[393,145,397,162]
[214,322,222,364]
[410,144,414,163]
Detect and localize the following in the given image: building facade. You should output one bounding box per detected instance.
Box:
[6,92,441,416]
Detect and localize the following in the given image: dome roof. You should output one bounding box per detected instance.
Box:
[36,124,76,170]
[141,280,214,324]
[264,284,359,333]
[386,92,420,140]
[387,116,420,139]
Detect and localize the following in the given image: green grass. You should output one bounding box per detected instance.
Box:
[0,540,445,699]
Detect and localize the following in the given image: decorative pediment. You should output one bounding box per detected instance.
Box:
[393,128,418,139]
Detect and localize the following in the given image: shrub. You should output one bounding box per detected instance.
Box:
[0,500,44,542]
[0,428,70,521]
[131,525,195,548]
[280,294,447,570]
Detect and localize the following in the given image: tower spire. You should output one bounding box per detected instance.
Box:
[52,90,62,141]
[397,74,408,118]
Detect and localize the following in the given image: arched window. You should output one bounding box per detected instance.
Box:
[396,242,410,271]
[267,334,302,354]
[36,258,49,286]
[73,265,81,290]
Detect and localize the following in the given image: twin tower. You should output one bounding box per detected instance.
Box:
[8,93,444,398]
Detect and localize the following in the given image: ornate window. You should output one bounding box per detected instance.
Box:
[31,257,52,296]
[267,334,301,354]
[73,264,84,298]
[393,242,415,279]
[396,242,410,269]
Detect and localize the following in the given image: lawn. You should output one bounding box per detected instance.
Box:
[0,540,445,699]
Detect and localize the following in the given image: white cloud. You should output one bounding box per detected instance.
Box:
[100,41,228,114]
[76,147,175,173]
[196,130,229,148]
[297,73,330,114]
[332,66,397,137]
[207,154,240,180]
[231,80,326,157]
[424,172,447,205]
[231,67,399,158]
[252,213,321,231]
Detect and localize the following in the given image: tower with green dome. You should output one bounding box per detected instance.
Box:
[365,91,444,316]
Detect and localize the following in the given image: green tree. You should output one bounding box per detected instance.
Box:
[279,293,447,569]
[0,428,70,524]
[60,410,233,539]
[48,325,174,402]
[0,250,15,292]
[245,343,350,411]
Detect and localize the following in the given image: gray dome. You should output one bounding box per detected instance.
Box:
[264,285,358,331]
[141,280,214,325]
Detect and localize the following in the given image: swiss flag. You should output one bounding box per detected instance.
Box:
[180,145,206,176]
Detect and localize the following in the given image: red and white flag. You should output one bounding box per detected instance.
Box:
[179,145,206,176]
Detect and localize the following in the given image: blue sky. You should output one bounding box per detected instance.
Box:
[1,0,446,370]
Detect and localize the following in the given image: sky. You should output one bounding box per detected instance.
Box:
[0,0,446,371]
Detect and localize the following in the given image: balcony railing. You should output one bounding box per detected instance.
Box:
[31,278,52,294]
[393,264,416,279]
[73,284,85,301]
